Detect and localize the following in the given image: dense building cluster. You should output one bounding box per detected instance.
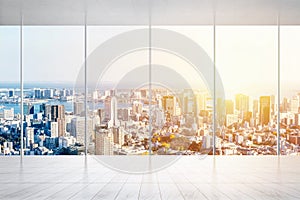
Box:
[0,87,300,155]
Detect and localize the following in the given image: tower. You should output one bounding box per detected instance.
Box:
[235,94,249,118]
[162,95,176,116]
[108,96,119,128]
[194,93,206,117]
[74,101,84,116]
[290,96,299,113]
[70,117,93,145]
[95,128,113,155]
[50,105,65,137]
[113,126,125,146]
[225,100,234,115]
[34,88,41,99]
[259,96,271,126]
[50,122,59,138]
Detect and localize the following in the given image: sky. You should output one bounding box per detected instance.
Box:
[0,25,300,99]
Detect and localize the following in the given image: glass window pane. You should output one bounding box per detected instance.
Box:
[0,26,20,156]
[281,26,300,155]
[151,26,214,156]
[216,26,278,155]
[22,26,84,155]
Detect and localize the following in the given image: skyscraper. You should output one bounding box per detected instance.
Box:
[270,95,275,115]
[95,128,113,155]
[132,101,143,115]
[162,96,177,116]
[44,104,52,119]
[194,93,206,117]
[290,96,299,113]
[259,96,271,125]
[113,126,125,146]
[51,105,65,120]
[44,89,54,99]
[108,96,119,128]
[34,88,41,99]
[3,108,14,120]
[97,108,105,124]
[280,97,288,113]
[50,105,65,137]
[8,89,14,97]
[104,96,112,119]
[70,117,93,145]
[225,100,234,115]
[74,101,84,116]
[24,103,34,115]
[235,94,249,118]
[253,99,259,118]
[25,127,35,148]
[50,122,58,138]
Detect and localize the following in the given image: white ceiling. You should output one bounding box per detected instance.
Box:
[0,0,300,25]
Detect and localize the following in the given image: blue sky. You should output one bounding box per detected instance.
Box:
[0,25,300,99]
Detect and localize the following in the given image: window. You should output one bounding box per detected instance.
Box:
[0,0,299,160]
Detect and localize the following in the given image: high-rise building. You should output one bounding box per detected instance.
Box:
[280,97,288,113]
[235,94,249,117]
[3,108,14,120]
[56,118,65,137]
[113,126,125,146]
[74,101,84,116]
[24,103,34,115]
[183,96,194,114]
[51,105,65,120]
[50,105,65,137]
[132,101,143,115]
[259,96,271,125]
[108,96,119,128]
[253,99,259,118]
[95,128,113,155]
[44,89,54,99]
[290,96,299,113]
[194,93,206,117]
[140,89,147,98]
[217,98,226,125]
[50,121,59,138]
[8,89,14,97]
[97,108,105,124]
[117,108,130,121]
[104,96,112,119]
[270,95,275,115]
[60,89,67,98]
[34,88,41,99]
[162,96,177,116]
[92,91,98,100]
[44,104,52,119]
[153,106,165,127]
[25,127,35,148]
[71,117,93,145]
[225,100,234,115]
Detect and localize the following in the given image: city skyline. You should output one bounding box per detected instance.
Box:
[1,25,300,156]
[1,85,300,156]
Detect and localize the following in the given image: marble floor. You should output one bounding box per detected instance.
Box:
[0,156,299,200]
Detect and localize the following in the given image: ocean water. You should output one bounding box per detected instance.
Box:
[0,100,105,114]
[0,82,105,114]
[0,100,73,114]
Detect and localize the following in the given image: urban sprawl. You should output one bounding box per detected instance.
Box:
[0,87,300,156]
